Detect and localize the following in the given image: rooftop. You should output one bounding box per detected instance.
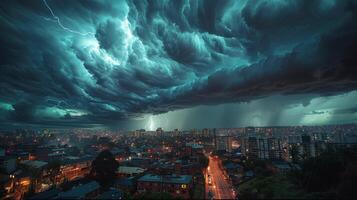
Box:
[95,188,123,200]
[48,152,65,157]
[58,181,100,199]
[28,188,59,200]
[20,160,48,169]
[117,166,146,174]
[138,174,192,184]
[115,177,134,187]
[272,161,292,170]
[62,155,94,165]
[224,162,242,169]
[186,142,204,149]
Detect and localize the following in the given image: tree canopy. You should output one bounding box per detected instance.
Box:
[90,149,119,187]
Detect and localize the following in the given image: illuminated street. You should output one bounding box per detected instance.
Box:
[205,155,236,199]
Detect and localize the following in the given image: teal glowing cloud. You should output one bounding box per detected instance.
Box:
[0,0,356,129]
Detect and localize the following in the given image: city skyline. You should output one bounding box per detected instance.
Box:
[1,0,357,130]
[1,124,357,199]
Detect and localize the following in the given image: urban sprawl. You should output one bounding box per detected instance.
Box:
[1,124,357,199]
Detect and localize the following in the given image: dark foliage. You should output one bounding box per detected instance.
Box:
[337,162,357,199]
[90,149,119,187]
[198,154,209,169]
[238,147,357,199]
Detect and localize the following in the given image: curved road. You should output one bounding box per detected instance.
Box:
[205,155,236,199]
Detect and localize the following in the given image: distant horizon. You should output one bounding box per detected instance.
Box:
[1,122,356,133]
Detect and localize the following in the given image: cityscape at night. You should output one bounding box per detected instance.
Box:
[1,0,357,199]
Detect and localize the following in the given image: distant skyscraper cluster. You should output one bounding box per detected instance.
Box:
[238,126,355,162]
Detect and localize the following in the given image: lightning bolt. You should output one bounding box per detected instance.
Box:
[42,0,95,36]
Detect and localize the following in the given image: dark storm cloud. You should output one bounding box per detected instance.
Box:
[96,19,129,59]
[10,101,38,122]
[164,20,357,109]
[309,111,327,115]
[334,107,357,115]
[0,0,357,128]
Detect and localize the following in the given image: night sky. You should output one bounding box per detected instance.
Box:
[0,0,357,130]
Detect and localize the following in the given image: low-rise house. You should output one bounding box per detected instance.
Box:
[95,188,123,199]
[117,166,146,177]
[58,181,100,199]
[20,160,48,169]
[186,143,204,155]
[28,188,59,200]
[12,171,31,200]
[137,174,193,199]
[224,162,243,173]
[1,157,17,174]
[47,152,65,161]
[35,146,55,160]
[59,156,93,183]
[125,158,151,168]
[16,152,30,161]
[174,160,201,175]
[114,177,135,193]
[20,160,48,193]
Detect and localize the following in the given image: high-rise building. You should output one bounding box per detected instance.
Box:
[202,128,209,135]
[314,141,326,157]
[335,132,345,143]
[241,136,283,160]
[173,129,180,136]
[301,135,312,159]
[287,143,302,162]
[257,138,268,159]
[240,137,248,155]
[245,127,255,137]
[249,137,259,159]
[267,138,283,160]
[156,128,163,137]
[215,135,232,152]
[134,129,145,137]
[288,135,301,144]
[214,129,232,152]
